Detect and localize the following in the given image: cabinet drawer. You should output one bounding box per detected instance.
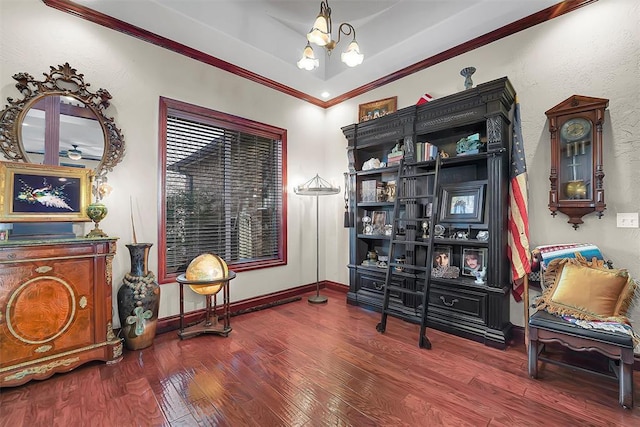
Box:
[0,244,102,262]
[359,272,408,295]
[429,287,485,318]
[360,274,386,293]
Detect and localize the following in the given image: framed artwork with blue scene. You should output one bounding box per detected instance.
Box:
[0,161,92,222]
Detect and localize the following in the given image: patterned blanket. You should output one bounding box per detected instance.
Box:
[562,316,640,354]
[529,243,639,355]
[534,243,603,270]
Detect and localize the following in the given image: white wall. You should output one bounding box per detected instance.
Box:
[326,0,640,327]
[1,0,331,328]
[2,0,639,330]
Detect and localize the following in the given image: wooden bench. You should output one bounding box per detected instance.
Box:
[528,310,634,409]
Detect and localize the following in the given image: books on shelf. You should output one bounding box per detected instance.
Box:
[361,179,397,203]
[387,151,404,166]
[415,142,438,162]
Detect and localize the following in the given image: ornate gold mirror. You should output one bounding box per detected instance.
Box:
[0,63,125,197]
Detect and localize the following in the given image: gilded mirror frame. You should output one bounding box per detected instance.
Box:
[0,63,125,197]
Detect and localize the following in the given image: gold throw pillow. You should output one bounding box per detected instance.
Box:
[536,256,636,322]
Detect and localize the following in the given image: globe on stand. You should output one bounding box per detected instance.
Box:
[186,253,229,296]
[176,253,235,339]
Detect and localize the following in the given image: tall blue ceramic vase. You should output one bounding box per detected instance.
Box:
[117,243,160,350]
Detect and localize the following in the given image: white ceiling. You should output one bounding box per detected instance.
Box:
[73,0,560,101]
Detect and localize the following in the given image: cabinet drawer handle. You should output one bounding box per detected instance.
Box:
[440,296,459,307]
[373,281,383,290]
[7,253,16,259]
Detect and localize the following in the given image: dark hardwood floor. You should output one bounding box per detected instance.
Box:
[1,288,639,426]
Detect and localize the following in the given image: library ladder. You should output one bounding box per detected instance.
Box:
[376,155,442,349]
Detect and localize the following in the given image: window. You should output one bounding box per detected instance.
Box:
[158,97,287,283]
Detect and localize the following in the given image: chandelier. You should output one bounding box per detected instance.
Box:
[297,0,364,71]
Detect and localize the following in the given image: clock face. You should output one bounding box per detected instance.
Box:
[364,224,373,234]
[561,118,591,141]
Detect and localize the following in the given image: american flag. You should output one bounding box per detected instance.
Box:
[508,101,531,302]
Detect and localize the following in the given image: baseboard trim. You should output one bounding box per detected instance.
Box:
[511,325,525,347]
[156,280,347,334]
[325,280,349,293]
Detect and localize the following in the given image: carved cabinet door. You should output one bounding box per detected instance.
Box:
[0,257,95,369]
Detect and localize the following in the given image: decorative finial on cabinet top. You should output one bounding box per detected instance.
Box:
[460,67,476,90]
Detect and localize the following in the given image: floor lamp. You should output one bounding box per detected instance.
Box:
[294,174,340,304]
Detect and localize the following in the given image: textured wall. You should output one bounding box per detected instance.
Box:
[325,0,640,327]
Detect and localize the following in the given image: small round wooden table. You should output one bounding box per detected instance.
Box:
[176,271,235,340]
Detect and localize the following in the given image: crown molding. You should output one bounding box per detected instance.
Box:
[43,0,597,109]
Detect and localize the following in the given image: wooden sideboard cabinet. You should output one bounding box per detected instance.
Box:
[0,238,122,387]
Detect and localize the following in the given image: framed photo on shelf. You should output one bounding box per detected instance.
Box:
[461,247,487,277]
[0,161,92,222]
[359,96,397,123]
[385,180,396,202]
[432,245,452,269]
[371,210,387,234]
[423,202,433,218]
[376,181,387,202]
[439,181,486,223]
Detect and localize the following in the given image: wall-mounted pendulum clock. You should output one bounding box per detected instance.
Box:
[545,95,609,229]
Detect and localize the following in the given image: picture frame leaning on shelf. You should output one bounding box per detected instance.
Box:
[372,210,387,235]
[358,96,398,123]
[439,181,486,223]
[461,247,487,277]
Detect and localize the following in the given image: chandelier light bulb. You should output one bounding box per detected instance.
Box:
[307,14,331,46]
[297,43,320,70]
[341,40,364,67]
[67,144,83,160]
